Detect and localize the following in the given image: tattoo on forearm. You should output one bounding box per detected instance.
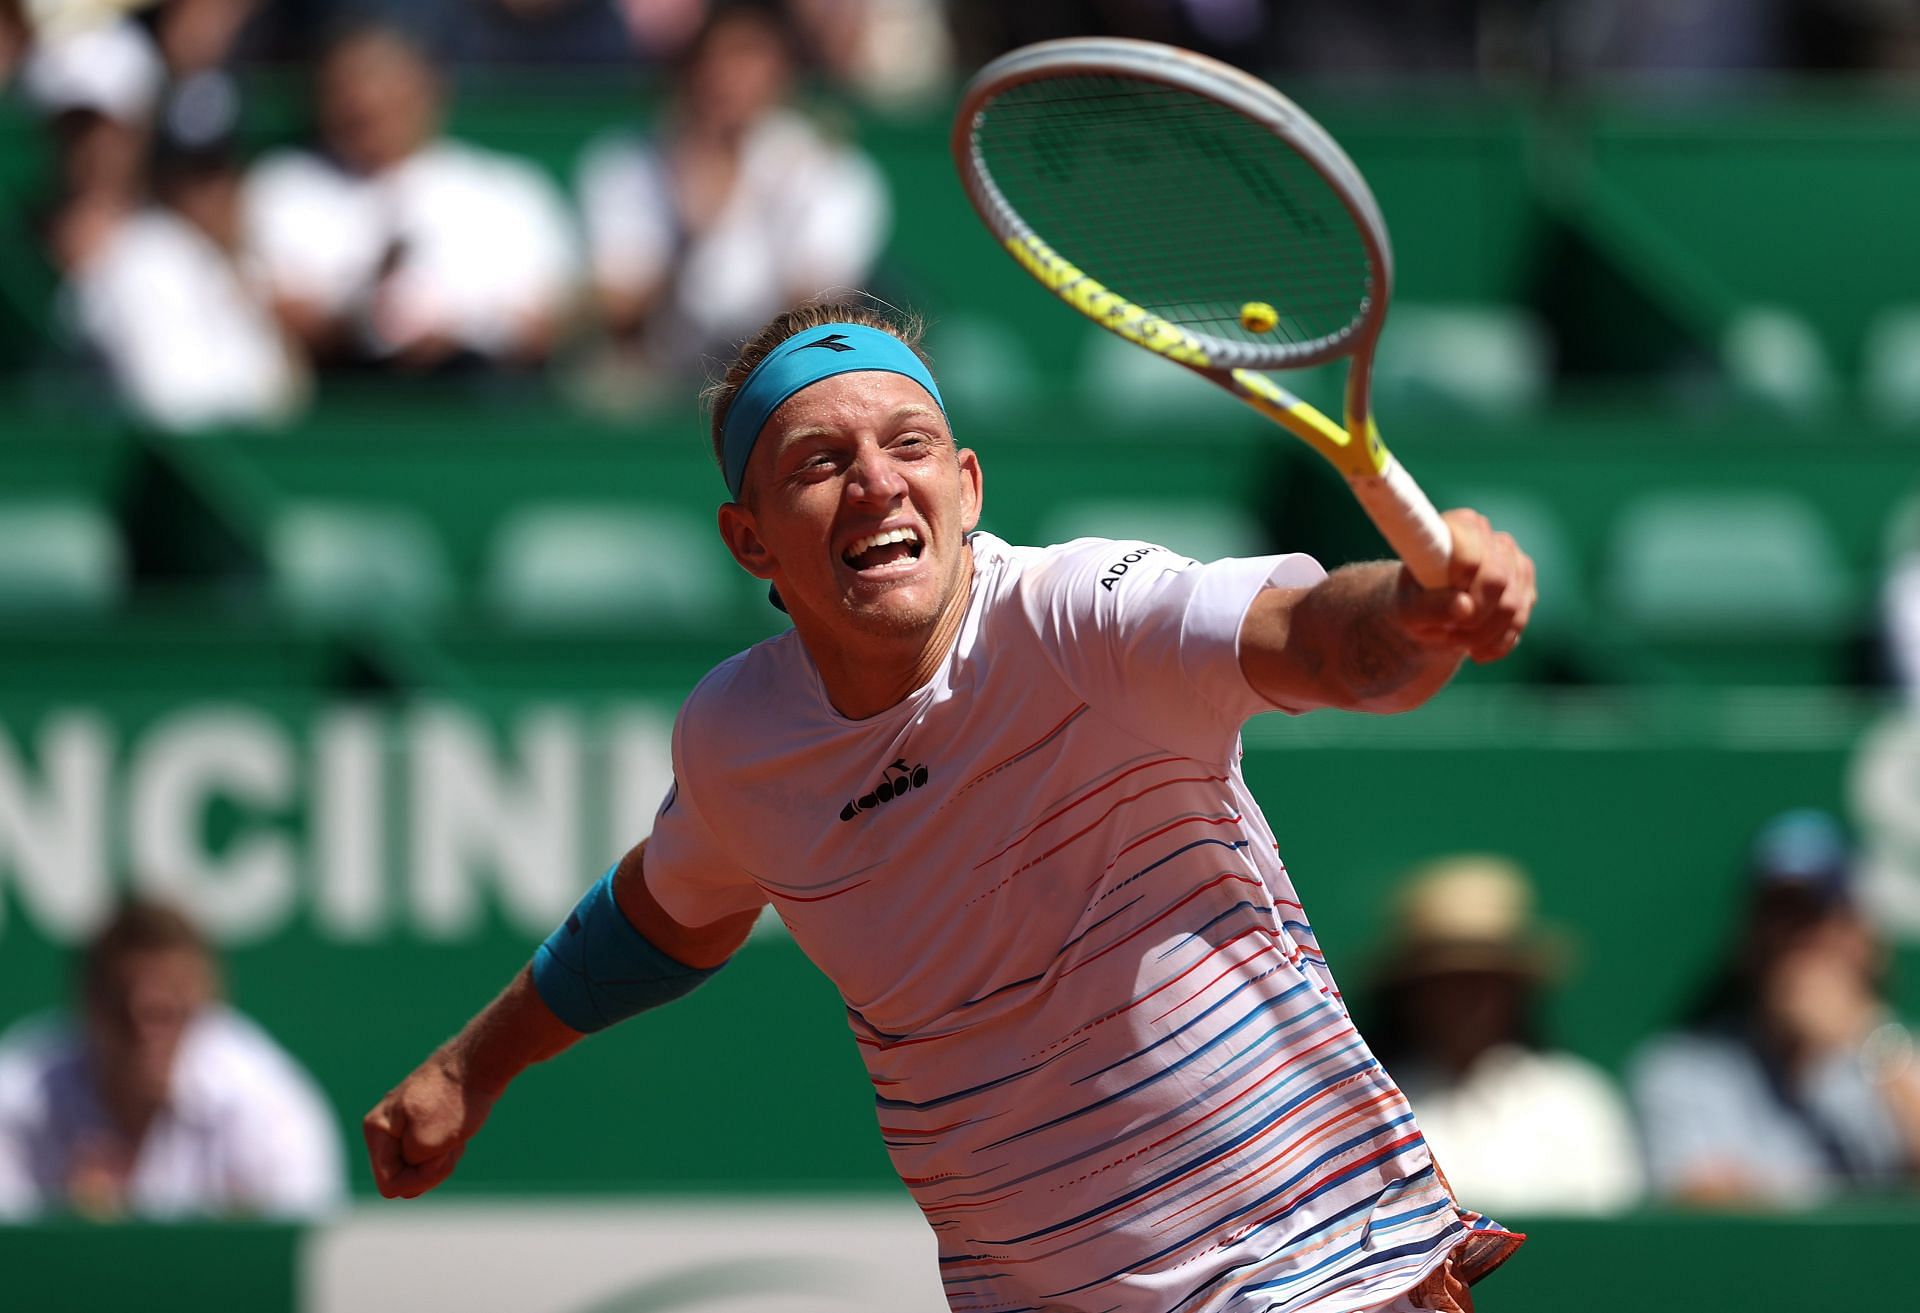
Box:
[1340,607,1423,699]
[1336,572,1428,702]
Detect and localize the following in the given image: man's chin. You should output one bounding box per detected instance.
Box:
[839,589,942,636]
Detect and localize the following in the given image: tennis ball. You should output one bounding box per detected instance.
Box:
[1240,301,1279,333]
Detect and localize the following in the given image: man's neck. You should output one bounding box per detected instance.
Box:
[801,550,975,721]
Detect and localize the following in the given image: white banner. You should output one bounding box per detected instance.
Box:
[302,1196,950,1313]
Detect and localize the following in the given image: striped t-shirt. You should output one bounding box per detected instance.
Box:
[645,533,1521,1313]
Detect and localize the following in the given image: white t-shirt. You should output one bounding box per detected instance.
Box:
[0,1006,347,1220]
[1396,1045,1644,1216]
[648,534,1520,1313]
[576,110,887,369]
[68,208,303,432]
[243,139,578,358]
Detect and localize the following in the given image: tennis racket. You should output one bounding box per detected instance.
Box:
[952,37,1452,587]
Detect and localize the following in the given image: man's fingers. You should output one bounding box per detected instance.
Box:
[399,1109,457,1164]
[1442,509,1489,593]
[383,1147,465,1199]
[1459,570,1531,655]
[365,1099,463,1199]
[1425,521,1536,664]
[363,1077,468,1197]
[362,1103,407,1189]
[364,1122,404,1180]
[1469,627,1524,665]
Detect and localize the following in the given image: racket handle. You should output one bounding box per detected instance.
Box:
[1346,456,1453,589]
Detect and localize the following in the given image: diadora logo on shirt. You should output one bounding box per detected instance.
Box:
[1099,544,1167,591]
[839,758,930,822]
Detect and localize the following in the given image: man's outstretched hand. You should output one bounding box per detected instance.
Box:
[363,1046,500,1199]
[362,966,586,1199]
[1394,508,1536,665]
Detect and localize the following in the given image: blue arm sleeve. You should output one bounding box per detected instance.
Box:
[531,865,726,1033]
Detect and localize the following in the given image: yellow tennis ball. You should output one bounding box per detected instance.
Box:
[1240,301,1279,333]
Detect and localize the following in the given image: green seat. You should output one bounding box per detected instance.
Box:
[1604,491,1855,683]
[268,503,455,625]
[1883,490,1920,561]
[1373,303,1552,416]
[484,504,739,630]
[1863,306,1920,426]
[1038,499,1267,564]
[923,312,1044,423]
[1721,305,1839,417]
[1607,492,1851,634]
[0,499,127,616]
[1076,327,1248,423]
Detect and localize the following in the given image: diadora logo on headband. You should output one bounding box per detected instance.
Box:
[800,333,855,353]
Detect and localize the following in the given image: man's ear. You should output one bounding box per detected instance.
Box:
[958,447,984,534]
[717,502,776,580]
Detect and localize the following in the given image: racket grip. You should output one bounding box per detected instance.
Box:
[1345,457,1453,589]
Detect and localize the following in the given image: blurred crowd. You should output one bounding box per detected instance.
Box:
[4,807,1917,1221]
[0,0,1917,433]
[1362,810,1920,1218]
[0,1,901,428]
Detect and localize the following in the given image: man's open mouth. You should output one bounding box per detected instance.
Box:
[843,527,924,571]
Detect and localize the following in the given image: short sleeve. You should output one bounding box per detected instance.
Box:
[643,706,770,928]
[1016,538,1327,764]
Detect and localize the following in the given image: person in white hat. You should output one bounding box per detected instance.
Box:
[1364,855,1643,1215]
[19,17,165,274]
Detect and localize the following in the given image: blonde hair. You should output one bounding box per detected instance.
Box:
[703,294,932,474]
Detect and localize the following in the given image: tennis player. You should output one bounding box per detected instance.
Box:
[365,298,1534,1313]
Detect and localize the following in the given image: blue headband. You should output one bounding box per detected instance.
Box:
[720,322,945,499]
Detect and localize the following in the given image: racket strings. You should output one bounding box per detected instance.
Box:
[976,86,1365,283]
[970,75,1374,354]
[981,109,1363,338]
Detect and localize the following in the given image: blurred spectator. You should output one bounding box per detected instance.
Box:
[65,129,309,431]
[150,0,258,154]
[1366,854,1644,1214]
[0,898,345,1221]
[1555,0,1796,76]
[1555,0,1920,78]
[0,0,27,84]
[619,0,712,62]
[1632,809,1920,1205]
[789,0,950,105]
[1809,0,1920,74]
[152,0,259,76]
[950,0,1271,69]
[449,0,648,67]
[18,17,164,275]
[242,23,579,374]
[574,2,887,387]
